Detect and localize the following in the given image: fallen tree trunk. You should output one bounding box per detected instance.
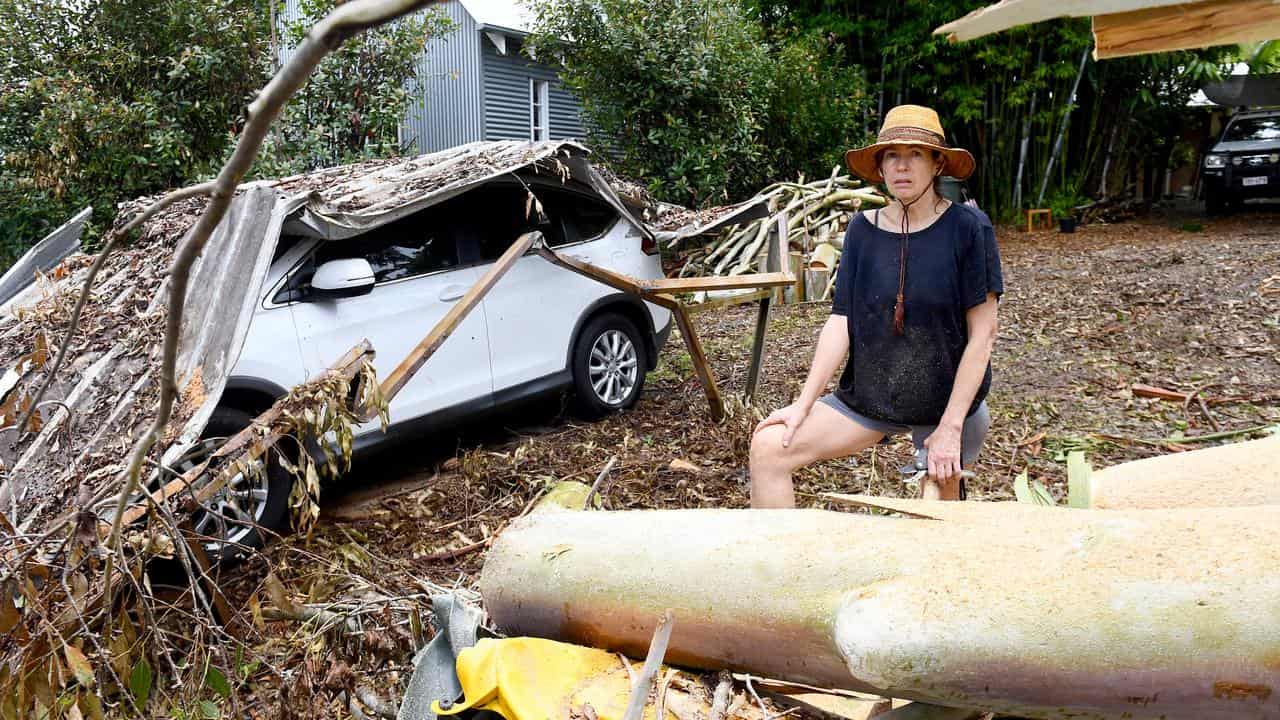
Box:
[480,502,1280,720]
[1089,435,1280,509]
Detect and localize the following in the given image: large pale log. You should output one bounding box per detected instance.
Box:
[479,503,1280,720]
[1089,435,1280,509]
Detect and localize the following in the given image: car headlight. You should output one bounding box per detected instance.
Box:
[1232,156,1243,166]
[1271,153,1279,164]
[1203,154,1226,169]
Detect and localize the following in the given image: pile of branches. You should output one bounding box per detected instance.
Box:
[674,171,884,297]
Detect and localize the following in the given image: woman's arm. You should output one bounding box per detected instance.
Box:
[754,314,850,447]
[924,293,999,481]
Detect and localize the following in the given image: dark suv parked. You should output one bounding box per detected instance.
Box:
[1202,109,1280,214]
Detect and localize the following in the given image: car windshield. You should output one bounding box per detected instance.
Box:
[1223,117,1280,142]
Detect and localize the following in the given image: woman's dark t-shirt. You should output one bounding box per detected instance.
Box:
[830,203,1003,426]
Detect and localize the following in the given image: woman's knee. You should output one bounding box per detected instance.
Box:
[750,426,796,472]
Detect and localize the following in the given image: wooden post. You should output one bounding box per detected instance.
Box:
[787,252,804,304]
[744,297,770,402]
[666,301,725,422]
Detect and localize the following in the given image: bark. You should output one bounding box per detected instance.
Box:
[1090,435,1280,509]
[480,503,1280,720]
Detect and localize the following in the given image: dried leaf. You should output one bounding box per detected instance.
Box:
[64,644,94,688]
[668,459,701,474]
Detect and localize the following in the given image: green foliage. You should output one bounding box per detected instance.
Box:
[252,0,454,177]
[748,1,1233,220]
[528,0,871,207]
[0,0,273,264]
[1046,187,1086,220]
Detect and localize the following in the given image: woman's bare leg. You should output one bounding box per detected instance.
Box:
[749,402,884,508]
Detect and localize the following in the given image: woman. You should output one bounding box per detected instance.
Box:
[750,105,1003,507]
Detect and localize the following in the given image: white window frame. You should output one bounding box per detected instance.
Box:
[530,79,550,141]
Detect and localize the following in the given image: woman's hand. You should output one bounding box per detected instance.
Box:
[923,422,962,481]
[754,403,812,449]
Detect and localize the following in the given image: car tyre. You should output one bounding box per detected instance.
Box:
[172,406,294,564]
[571,312,648,419]
[1205,187,1227,216]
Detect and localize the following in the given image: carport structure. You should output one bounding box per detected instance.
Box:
[935,0,1280,59]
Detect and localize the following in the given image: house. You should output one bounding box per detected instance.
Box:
[401,0,586,153]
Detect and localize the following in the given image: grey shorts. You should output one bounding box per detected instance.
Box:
[818,394,991,467]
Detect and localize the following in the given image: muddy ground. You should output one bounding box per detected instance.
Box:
[229,209,1279,718]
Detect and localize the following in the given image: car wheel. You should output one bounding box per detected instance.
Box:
[164,406,293,564]
[571,313,648,419]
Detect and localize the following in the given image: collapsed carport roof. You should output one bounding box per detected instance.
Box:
[933,0,1280,59]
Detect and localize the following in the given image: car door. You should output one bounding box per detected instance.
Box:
[283,210,493,436]
[478,182,620,392]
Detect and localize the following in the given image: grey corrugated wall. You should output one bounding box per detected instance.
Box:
[275,0,483,154]
[481,36,584,142]
[402,1,484,153]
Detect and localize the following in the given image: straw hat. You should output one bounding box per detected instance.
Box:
[845,105,975,184]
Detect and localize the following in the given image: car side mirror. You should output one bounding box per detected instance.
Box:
[311,258,375,299]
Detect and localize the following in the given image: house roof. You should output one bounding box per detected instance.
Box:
[458,0,532,35]
[934,0,1280,59]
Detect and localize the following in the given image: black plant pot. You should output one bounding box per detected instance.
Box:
[1059,217,1077,233]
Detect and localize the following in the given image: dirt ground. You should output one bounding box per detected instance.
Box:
[228,209,1280,718]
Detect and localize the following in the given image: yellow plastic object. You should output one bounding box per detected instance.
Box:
[432,637,663,720]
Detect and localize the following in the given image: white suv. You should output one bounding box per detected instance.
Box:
[188,173,671,559]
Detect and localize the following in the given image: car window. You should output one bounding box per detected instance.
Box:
[536,187,618,243]
[1224,117,1280,143]
[272,213,460,303]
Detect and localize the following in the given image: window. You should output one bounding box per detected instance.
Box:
[1224,117,1280,143]
[272,212,461,304]
[530,79,549,141]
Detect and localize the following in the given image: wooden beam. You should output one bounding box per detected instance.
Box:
[671,306,725,422]
[380,231,540,401]
[682,288,771,316]
[1093,0,1280,59]
[641,273,794,294]
[533,246,646,295]
[744,297,771,402]
[932,0,1193,42]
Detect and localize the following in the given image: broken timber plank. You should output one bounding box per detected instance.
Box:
[670,304,724,422]
[641,273,794,293]
[1093,0,1280,59]
[744,297,770,402]
[380,230,540,402]
[480,505,1280,719]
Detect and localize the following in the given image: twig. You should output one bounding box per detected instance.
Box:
[617,653,637,686]
[583,455,617,510]
[744,675,771,719]
[655,668,677,720]
[418,537,491,562]
[622,609,675,720]
[709,671,734,720]
[1093,423,1277,447]
[354,686,397,720]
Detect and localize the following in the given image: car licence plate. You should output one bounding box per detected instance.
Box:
[1243,176,1268,187]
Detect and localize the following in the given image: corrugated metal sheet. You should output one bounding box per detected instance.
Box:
[402,0,485,153]
[482,36,584,142]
